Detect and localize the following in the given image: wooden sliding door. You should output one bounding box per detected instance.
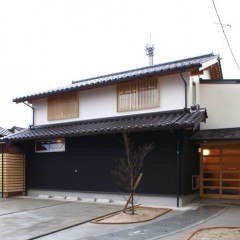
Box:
[201,146,240,199]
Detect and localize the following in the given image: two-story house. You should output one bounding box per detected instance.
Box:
[1,53,223,206]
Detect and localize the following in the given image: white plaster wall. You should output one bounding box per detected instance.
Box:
[189,76,200,106]
[199,84,240,129]
[33,74,187,126]
[79,85,117,120]
[201,69,211,79]
[33,98,47,126]
[159,74,185,110]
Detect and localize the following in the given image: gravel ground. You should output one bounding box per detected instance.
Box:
[187,227,240,240]
[91,206,171,224]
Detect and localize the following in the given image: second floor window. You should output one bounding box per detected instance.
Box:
[117,78,159,112]
[48,92,79,121]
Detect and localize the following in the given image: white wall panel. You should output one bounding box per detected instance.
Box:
[200,84,240,129]
[33,74,188,126]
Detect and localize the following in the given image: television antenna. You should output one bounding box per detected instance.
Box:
[213,22,231,59]
[145,36,155,66]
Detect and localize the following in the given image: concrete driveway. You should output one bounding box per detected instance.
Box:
[1,197,240,240]
[0,197,122,240]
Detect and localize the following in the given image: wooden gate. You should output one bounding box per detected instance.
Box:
[0,153,26,198]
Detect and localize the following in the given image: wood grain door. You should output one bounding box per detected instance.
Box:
[201,146,240,199]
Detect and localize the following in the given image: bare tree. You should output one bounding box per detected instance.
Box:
[112,132,154,214]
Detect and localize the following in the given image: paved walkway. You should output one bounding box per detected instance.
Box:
[0,197,240,240]
[37,204,227,240]
[163,204,240,240]
[0,198,122,240]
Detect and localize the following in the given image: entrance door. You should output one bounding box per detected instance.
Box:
[201,146,240,199]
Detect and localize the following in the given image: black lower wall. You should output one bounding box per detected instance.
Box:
[180,130,200,195]
[19,130,198,196]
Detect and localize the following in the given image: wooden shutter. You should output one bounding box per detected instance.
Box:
[48,92,79,121]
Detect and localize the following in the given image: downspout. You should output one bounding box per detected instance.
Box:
[180,73,187,108]
[170,129,180,208]
[23,102,35,128]
[176,139,180,208]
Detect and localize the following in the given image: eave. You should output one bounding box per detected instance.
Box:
[192,128,240,142]
[1,109,207,142]
[13,53,222,104]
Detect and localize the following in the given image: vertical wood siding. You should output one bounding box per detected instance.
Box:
[48,92,79,121]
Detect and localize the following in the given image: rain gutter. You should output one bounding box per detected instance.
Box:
[23,102,35,128]
[180,73,187,108]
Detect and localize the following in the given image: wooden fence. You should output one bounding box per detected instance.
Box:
[0,153,26,198]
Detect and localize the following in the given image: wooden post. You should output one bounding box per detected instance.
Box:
[123,173,143,213]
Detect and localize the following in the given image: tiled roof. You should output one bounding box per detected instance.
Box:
[1,109,207,142]
[0,127,11,137]
[13,53,221,103]
[192,128,240,141]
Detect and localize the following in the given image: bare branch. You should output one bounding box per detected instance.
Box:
[112,132,154,214]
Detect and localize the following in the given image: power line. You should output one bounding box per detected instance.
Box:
[212,0,240,73]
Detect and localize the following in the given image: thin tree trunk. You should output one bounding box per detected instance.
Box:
[112,132,153,215]
[131,190,134,215]
[123,173,143,214]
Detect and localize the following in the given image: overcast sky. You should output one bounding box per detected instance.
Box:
[0,0,240,129]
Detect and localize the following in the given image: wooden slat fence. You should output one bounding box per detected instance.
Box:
[0,153,25,197]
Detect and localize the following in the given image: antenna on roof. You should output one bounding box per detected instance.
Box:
[213,22,231,60]
[145,36,155,66]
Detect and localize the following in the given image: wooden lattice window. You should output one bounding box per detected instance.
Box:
[48,92,79,121]
[117,78,159,112]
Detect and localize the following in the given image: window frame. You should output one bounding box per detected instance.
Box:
[192,81,197,105]
[35,139,65,153]
[117,78,159,112]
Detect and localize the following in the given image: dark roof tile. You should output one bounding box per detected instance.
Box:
[1,109,207,142]
[13,53,221,103]
[192,128,240,141]
[0,127,12,137]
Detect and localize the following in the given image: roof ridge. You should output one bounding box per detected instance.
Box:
[72,53,216,84]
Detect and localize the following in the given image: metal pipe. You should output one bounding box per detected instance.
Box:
[180,73,187,108]
[170,130,180,208]
[23,102,35,127]
[176,140,180,207]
